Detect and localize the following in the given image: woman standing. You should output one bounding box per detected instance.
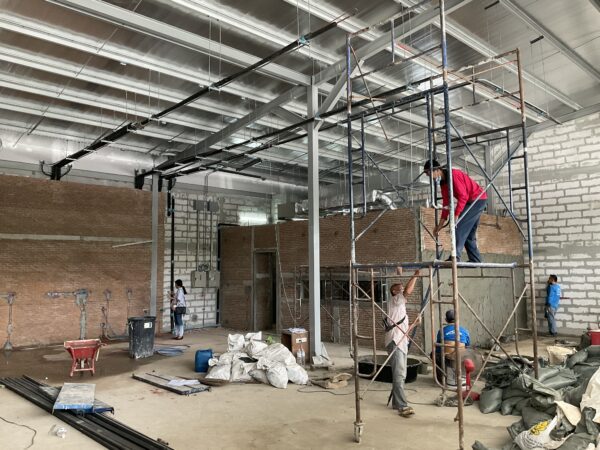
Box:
[171,279,187,340]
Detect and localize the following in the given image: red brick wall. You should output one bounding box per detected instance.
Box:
[421,208,522,255]
[221,207,523,351]
[220,209,421,343]
[0,175,164,347]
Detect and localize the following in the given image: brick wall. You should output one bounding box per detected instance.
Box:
[220,206,526,351]
[0,174,164,347]
[161,189,272,332]
[507,112,600,334]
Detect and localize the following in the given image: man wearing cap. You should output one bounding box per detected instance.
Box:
[423,160,488,262]
[435,310,471,386]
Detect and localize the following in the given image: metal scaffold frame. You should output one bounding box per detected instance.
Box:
[345,1,538,448]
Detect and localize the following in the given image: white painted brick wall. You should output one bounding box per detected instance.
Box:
[161,190,272,332]
[512,112,600,334]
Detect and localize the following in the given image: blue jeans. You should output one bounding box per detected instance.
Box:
[455,200,487,262]
[174,313,184,337]
[545,306,557,336]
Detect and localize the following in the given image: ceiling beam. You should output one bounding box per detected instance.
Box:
[499,0,600,83]
[46,0,310,86]
[394,0,581,111]
[0,22,418,162]
[156,85,306,169]
[285,0,543,127]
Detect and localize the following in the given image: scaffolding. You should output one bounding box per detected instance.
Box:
[345,1,538,448]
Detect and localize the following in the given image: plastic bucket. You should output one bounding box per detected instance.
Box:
[195,349,213,373]
[589,330,600,345]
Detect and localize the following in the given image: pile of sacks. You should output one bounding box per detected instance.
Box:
[473,346,600,450]
[205,332,309,389]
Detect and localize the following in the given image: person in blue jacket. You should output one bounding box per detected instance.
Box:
[545,274,562,337]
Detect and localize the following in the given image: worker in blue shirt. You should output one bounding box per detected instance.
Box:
[545,274,562,337]
[435,310,470,385]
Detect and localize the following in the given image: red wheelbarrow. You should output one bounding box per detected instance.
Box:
[64,339,105,377]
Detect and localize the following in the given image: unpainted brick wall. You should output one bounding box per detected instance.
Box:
[221,207,525,350]
[0,174,164,347]
[502,112,600,334]
[222,209,420,349]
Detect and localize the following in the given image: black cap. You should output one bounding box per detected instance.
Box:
[423,159,441,172]
[445,309,455,323]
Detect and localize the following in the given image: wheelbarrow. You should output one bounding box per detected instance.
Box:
[64,339,105,377]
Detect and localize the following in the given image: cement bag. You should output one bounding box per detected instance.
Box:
[286,364,309,385]
[228,334,245,351]
[256,356,276,370]
[245,331,262,341]
[479,387,504,414]
[568,350,589,368]
[521,406,554,429]
[231,360,255,382]
[514,416,565,450]
[208,357,220,367]
[206,363,232,381]
[547,346,575,365]
[502,396,527,416]
[586,346,600,358]
[266,363,288,389]
[260,343,296,366]
[249,368,270,384]
[579,367,600,423]
[245,340,269,358]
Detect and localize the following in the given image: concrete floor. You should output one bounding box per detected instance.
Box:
[0,329,567,450]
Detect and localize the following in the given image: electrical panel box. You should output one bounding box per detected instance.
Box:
[192,200,219,212]
[190,270,221,288]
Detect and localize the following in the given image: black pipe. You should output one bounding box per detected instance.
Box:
[48,16,349,179]
[167,179,176,333]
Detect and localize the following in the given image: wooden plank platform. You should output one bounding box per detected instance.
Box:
[132,372,211,395]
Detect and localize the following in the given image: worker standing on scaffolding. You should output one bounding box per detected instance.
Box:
[384,269,420,418]
[423,160,488,262]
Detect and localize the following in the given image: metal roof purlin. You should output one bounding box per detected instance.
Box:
[46,0,310,86]
[44,12,348,179]
[156,86,306,170]
[499,0,600,83]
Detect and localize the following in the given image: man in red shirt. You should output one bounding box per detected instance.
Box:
[423,160,488,262]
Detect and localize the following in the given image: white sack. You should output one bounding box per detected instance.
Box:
[249,368,270,385]
[245,340,269,358]
[259,344,296,366]
[205,363,232,381]
[266,363,288,389]
[514,416,565,450]
[286,364,309,385]
[245,331,262,341]
[228,334,245,352]
[231,360,255,382]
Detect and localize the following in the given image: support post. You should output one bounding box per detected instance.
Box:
[439,1,464,449]
[307,83,322,359]
[150,173,159,318]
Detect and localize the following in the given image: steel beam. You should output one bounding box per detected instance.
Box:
[150,173,159,317]
[307,83,321,359]
[157,86,306,169]
[46,0,309,86]
[395,0,582,111]
[499,0,600,83]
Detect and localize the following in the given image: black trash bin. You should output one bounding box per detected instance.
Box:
[128,316,156,359]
